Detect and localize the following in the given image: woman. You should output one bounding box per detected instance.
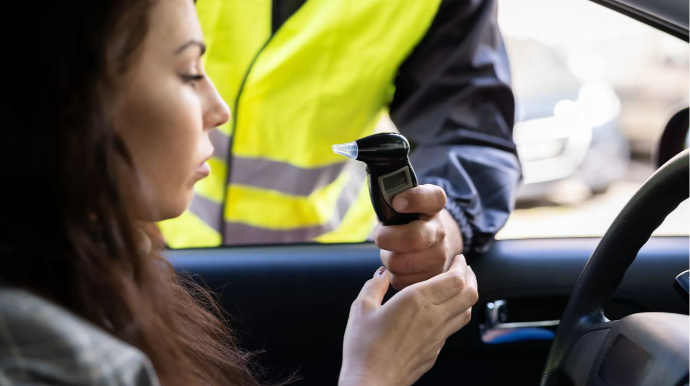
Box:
[0,0,478,385]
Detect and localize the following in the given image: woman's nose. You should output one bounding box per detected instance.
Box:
[203,79,231,130]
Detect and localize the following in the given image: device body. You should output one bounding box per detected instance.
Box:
[333,133,420,225]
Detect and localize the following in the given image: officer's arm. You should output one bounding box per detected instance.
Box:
[389,0,521,255]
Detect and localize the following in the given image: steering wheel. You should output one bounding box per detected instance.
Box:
[540,149,690,386]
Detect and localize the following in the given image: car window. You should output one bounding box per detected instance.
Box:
[495,0,689,240]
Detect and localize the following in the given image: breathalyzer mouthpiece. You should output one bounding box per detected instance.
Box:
[332,142,359,160]
[331,133,419,226]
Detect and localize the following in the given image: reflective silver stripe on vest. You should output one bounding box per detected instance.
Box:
[224,161,367,244]
[231,156,347,196]
[188,194,222,232]
[211,129,348,196]
[195,129,364,241]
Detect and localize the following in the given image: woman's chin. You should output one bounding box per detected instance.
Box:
[163,200,191,221]
[139,198,190,223]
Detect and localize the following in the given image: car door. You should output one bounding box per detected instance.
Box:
[167,0,689,385]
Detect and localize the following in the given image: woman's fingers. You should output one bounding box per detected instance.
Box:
[438,264,478,316]
[408,254,478,340]
[442,308,473,337]
[412,254,472,306]
[341,258,477,386]
[352,266,390,313]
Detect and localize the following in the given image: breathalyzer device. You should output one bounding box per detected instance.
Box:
[332,133,420,226]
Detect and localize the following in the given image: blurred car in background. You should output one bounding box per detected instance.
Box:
[510,39,630,205]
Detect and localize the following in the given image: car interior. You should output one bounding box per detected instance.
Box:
[167,0,689,385]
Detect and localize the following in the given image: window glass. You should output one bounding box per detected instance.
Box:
[496,0,689,240]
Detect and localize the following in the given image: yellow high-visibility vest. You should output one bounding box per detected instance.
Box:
[159,0,443,248]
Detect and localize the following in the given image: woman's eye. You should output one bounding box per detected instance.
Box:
[180,74,205,86]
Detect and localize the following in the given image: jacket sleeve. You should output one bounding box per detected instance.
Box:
[0,289,160,386]
[389,0,521,254]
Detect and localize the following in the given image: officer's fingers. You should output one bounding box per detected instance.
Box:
[392,184,447,216]
[374,219,444,254]
[380,246,447,276]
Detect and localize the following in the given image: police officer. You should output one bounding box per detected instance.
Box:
[159,0,521,288]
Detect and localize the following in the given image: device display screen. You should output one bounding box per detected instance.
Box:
[382,171,409,191]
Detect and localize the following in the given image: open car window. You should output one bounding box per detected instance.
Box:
[496,0,689,240]
[166,0,688,249]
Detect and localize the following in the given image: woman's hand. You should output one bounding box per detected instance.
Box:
[339,254,478,386]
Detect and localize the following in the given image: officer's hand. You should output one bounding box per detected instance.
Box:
[373,184,464,290]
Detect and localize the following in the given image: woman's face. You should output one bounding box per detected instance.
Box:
[117,0,229,222]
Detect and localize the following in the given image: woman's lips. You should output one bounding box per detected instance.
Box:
[195,161,211,178]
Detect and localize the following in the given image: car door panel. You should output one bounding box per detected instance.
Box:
[168,236,688,385]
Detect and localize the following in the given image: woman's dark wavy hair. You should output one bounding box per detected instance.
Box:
[0,1,271,385]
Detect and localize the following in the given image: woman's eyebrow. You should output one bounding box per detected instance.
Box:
[174,39,206,56]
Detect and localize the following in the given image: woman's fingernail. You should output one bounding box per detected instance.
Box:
[394,197,408,211]
[374,266,387,277]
